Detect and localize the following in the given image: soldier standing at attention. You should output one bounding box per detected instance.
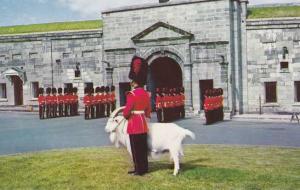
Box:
[45,87,52,118]
[99,86,105,118]
[155,88,162,122]
[95,87,101,118]
[63,88,69,117]
[90,88,95,119]
[57,88,64,117]
[161,88,166,123]
[123,56,151,176]
[51,88,58,118]
[38,88,45,119]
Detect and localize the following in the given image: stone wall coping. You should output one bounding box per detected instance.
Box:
[247,17,300,30]
[102,0,226,14]
[0,29,103,41]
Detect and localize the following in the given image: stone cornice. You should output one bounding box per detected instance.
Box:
[0,29,103,42]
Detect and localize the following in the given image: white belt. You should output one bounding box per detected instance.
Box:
[131,110,145,114]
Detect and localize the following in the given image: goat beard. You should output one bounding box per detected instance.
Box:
[109,132,118,147]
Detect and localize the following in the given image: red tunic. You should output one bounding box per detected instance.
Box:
[38,95,45,105]
[52,95,58,105]
[123,88,151,135]
[57,95,64,104]
[45,95,51,105]
[95,94,101,104]
[156,95,162,109]
[83,95,91,106]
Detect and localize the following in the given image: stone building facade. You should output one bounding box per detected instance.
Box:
[0,0,299,114]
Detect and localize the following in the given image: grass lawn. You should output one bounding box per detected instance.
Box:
[0,145,299,190]
[0,20,102,35]
[248,6,300,19]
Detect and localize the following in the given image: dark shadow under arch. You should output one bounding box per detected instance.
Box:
[147,57,183,110]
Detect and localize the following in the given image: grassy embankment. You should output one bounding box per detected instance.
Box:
[248,6,300,19]
[0,20,102,35]
[0,145,299,190]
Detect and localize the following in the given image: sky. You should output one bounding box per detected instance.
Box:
[1,0,300,26]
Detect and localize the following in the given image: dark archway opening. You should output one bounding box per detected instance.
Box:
[12,76,23,106]
[147,57,182,110]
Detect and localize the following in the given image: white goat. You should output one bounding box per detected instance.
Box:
[105,107,195,176]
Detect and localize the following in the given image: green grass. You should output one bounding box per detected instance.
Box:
[0,20,102,35]
[0,145,299,190]
[248,6,300,19]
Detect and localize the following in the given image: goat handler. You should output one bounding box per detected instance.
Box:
[123,56,151,176]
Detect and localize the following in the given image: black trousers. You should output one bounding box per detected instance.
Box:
[129,133,148,175]
[52,104,57,117]
[39,105,45,119]
[96,103,100,118]
[46,104,51,118]
[111,101,116,112]
[64,104,69,117]
[156,109,162,122]
[100,104,105,117]
[106,103,111,117]
[58,103,64,117]
[85,106,90,119]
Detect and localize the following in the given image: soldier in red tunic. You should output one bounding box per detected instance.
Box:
[95,87,101,118]
[123,56,151,176]
[57,88,64,117]
[45,87,52,118]
[155,88,163,122]
[99,86,105,117]
[63,88,69,117]
[38,88,45,119]
[51,88,58,118]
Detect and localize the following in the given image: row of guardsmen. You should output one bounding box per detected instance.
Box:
[38,87,78,119]
[155,87,185,122]
[204,88,224,125]
[83,86,116,119]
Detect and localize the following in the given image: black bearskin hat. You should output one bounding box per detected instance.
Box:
[95,87,100,93]
[51,87,57,94]
[90,87,95,94]
[58,87,62,94]
[63,88,68,94]
[105,86,110,93]
[38,88,44,95]
[46,87,51,94]
[100,86,105,92]
[73,87,78,93]
[128,56,148,86]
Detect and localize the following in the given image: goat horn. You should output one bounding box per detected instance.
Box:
[110,106,125,118]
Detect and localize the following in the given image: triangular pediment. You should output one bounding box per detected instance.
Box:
[132,22,193,43]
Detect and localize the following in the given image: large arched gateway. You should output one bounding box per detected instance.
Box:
[147,57,182,110]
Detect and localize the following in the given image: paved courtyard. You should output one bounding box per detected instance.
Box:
[0,112,300,155]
